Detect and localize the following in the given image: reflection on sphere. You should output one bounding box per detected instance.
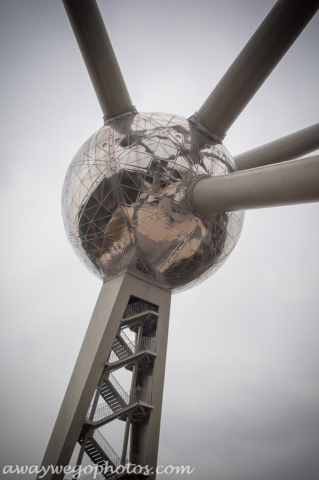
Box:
[62,113,244,292]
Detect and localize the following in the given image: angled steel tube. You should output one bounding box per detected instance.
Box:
[189,155,319,216]
[235,123,319,171]
[190,0,319,140]
[62,0,136,121]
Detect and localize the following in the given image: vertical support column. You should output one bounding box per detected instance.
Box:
[38,274,171,480]
[121,414,131,465]
[144,297,171,479]
[124,282,171,478]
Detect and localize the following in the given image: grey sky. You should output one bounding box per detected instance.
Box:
[0,0,318,479]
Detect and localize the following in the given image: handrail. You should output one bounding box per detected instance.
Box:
[123,300,159,319]
[93,429,121,468]
[109,336,157,364]
[130,452,147,467]
[119,330,135,353]
[108,374,129,406]
[87,402,113,422]
[108,350,119,364]
[139,336,157,352]
[129,386,152,405]
[87,386,152,423]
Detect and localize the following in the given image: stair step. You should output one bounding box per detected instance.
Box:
[78,433,122,480]
[100,382,127,413]
[111,333,134,362]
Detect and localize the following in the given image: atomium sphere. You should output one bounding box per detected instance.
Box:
[62,113,244,292]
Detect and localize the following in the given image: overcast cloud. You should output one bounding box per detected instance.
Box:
[0,0,318,479]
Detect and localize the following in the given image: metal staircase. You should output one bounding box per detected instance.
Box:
[79,429,120,479]
[109,331,157,366]
[100,374,129,412]
[75,297,161,479]
[111,331,135,361]
[87,386,152,425]
[123,300,159,319]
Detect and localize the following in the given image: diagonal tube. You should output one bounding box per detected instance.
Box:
[190,0,319,140]
[189,155,319,216]
[234,123,319,171]
[62,0,136,121]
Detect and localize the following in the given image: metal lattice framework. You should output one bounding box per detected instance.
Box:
[38,1,319,479]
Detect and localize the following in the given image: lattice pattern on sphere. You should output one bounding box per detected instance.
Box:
[62,112,244,292]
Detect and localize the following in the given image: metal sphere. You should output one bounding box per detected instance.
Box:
[62,113,244,292]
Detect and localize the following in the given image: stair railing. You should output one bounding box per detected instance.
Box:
[108,330,135,364]
[93,429,121,468]
[109,335,157,364]
[87,386,152,423]
[129,386,152,405]
[119,330,135,354]
[87,402,113,423]
[138,336,157,353]
[130,452,147,467]
[108,350,119,364]
[123,300,159,319]
[108,374,129,406]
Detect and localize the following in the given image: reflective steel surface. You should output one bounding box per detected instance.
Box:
[62,113,244,292]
